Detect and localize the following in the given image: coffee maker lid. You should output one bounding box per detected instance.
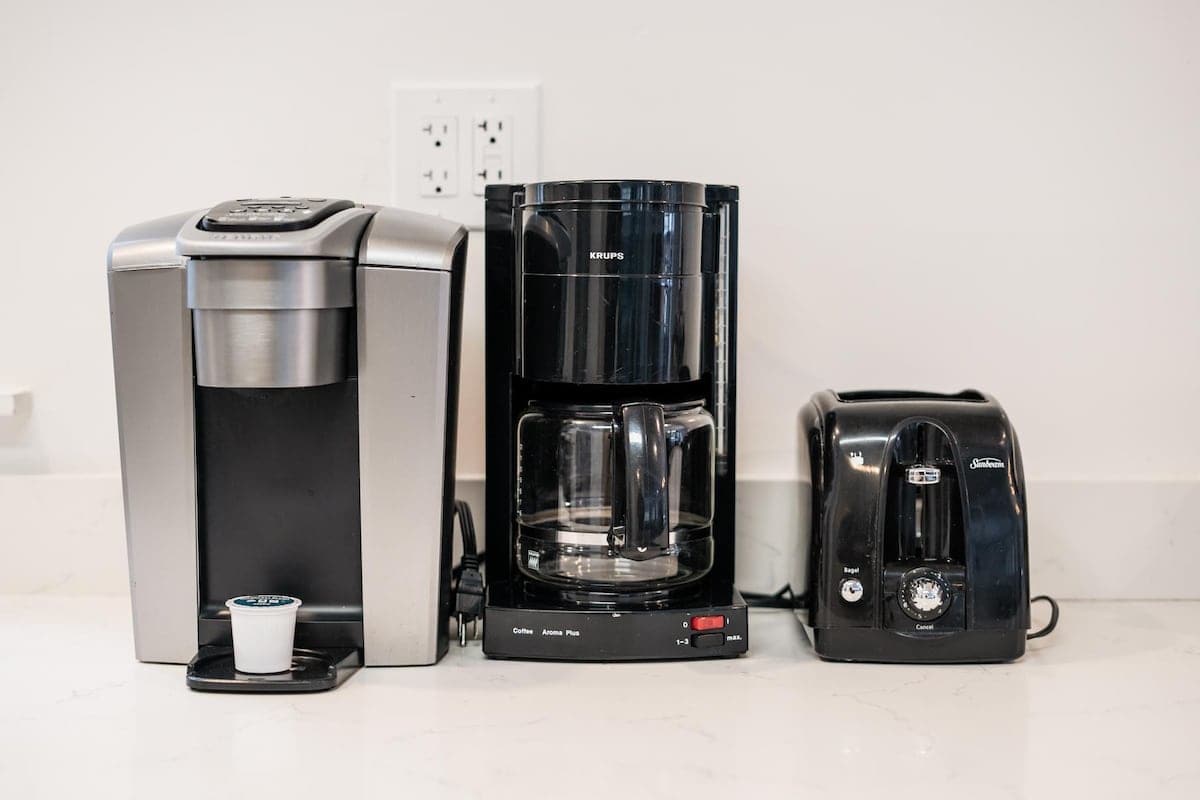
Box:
[108,201,467,273]
[523,179,707,207]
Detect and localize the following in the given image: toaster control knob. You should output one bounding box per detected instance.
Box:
[898,567,952,621]
[839,578,865,603]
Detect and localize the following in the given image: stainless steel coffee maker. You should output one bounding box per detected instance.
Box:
[107,198,466,691]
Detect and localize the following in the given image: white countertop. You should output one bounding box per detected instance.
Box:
[1,596,1197,799]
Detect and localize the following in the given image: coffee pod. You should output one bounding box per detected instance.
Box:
[224,595,302,674]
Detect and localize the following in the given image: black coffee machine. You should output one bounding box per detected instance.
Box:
[798,390,1031,663]
[483,180,747,661]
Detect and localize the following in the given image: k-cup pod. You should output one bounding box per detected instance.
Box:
[224,595,302,674]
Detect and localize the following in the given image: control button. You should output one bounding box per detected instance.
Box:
[691,633,725,648]
[839,577,865,603]
[690,614,725,632]
[898,567,952,622]
[909,578,943,612]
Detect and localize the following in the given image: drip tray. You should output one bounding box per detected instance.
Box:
[186,646,361,693]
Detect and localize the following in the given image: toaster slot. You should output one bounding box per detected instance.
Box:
[885,422,964,566]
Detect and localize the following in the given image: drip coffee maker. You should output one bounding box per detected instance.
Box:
[483,180,748,661]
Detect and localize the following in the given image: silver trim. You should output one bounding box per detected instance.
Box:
[192,308,350,388]
[107,211,196,271]
[357,206,467,271]
[187,259,354,310]
[188,258,355,388]
[108,267,199,663]
[357,266,453,665]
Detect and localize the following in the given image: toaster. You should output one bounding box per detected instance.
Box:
[797,390,1031,663]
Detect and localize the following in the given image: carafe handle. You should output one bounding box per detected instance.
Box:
[619,402,670,561]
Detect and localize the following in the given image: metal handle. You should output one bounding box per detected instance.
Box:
[619,402,670,561]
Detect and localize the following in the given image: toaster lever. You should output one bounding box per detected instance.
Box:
[906,465,941,485]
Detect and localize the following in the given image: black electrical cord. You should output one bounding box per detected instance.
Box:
[1027,595,1059,640]
[454,499,477,557]
[452,501,484,646]
[451,552,485,581]
[742,584,807,610]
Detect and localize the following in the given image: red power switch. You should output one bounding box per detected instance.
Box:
[690,614,725,631]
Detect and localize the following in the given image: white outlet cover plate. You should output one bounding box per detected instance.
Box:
[392,84,541,229]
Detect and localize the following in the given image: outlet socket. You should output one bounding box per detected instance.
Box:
[472,115,513,195]
[419,116,458,198]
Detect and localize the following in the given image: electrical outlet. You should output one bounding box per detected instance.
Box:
[419,116,458,198]
[393,85,540,228]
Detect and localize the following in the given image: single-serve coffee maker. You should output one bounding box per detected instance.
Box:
[483,180,748,660]
[108,198,466,690]
[797,390,1032,663]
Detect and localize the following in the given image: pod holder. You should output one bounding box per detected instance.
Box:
[185,646,361,693]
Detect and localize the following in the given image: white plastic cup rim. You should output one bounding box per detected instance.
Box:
[225,595,303,615]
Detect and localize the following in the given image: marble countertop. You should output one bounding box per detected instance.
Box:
[1,596,1196,799]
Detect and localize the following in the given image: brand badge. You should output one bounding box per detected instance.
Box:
[589,251,624,260]
[212,232,281,241]
[969,457,1005,470]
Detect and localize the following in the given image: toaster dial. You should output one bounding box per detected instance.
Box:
[898,567,952,621]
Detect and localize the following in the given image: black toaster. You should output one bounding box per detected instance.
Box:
[799,390,1031,663]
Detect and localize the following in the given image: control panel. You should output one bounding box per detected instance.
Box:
[483,600,749,661]
[199,197,355,233]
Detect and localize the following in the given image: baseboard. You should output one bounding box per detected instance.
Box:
[1,475,1195,599]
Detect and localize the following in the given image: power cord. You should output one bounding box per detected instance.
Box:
[1027,595,1059,640]
[744,583,1060,642]
[742,584,806,609]
[452,500,484,646]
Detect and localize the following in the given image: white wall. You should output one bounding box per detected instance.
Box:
[1,1,1198,595]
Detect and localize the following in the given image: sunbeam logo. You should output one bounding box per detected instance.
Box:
[969,457,1005,470]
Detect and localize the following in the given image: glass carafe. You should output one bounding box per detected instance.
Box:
[515,400,715,595]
